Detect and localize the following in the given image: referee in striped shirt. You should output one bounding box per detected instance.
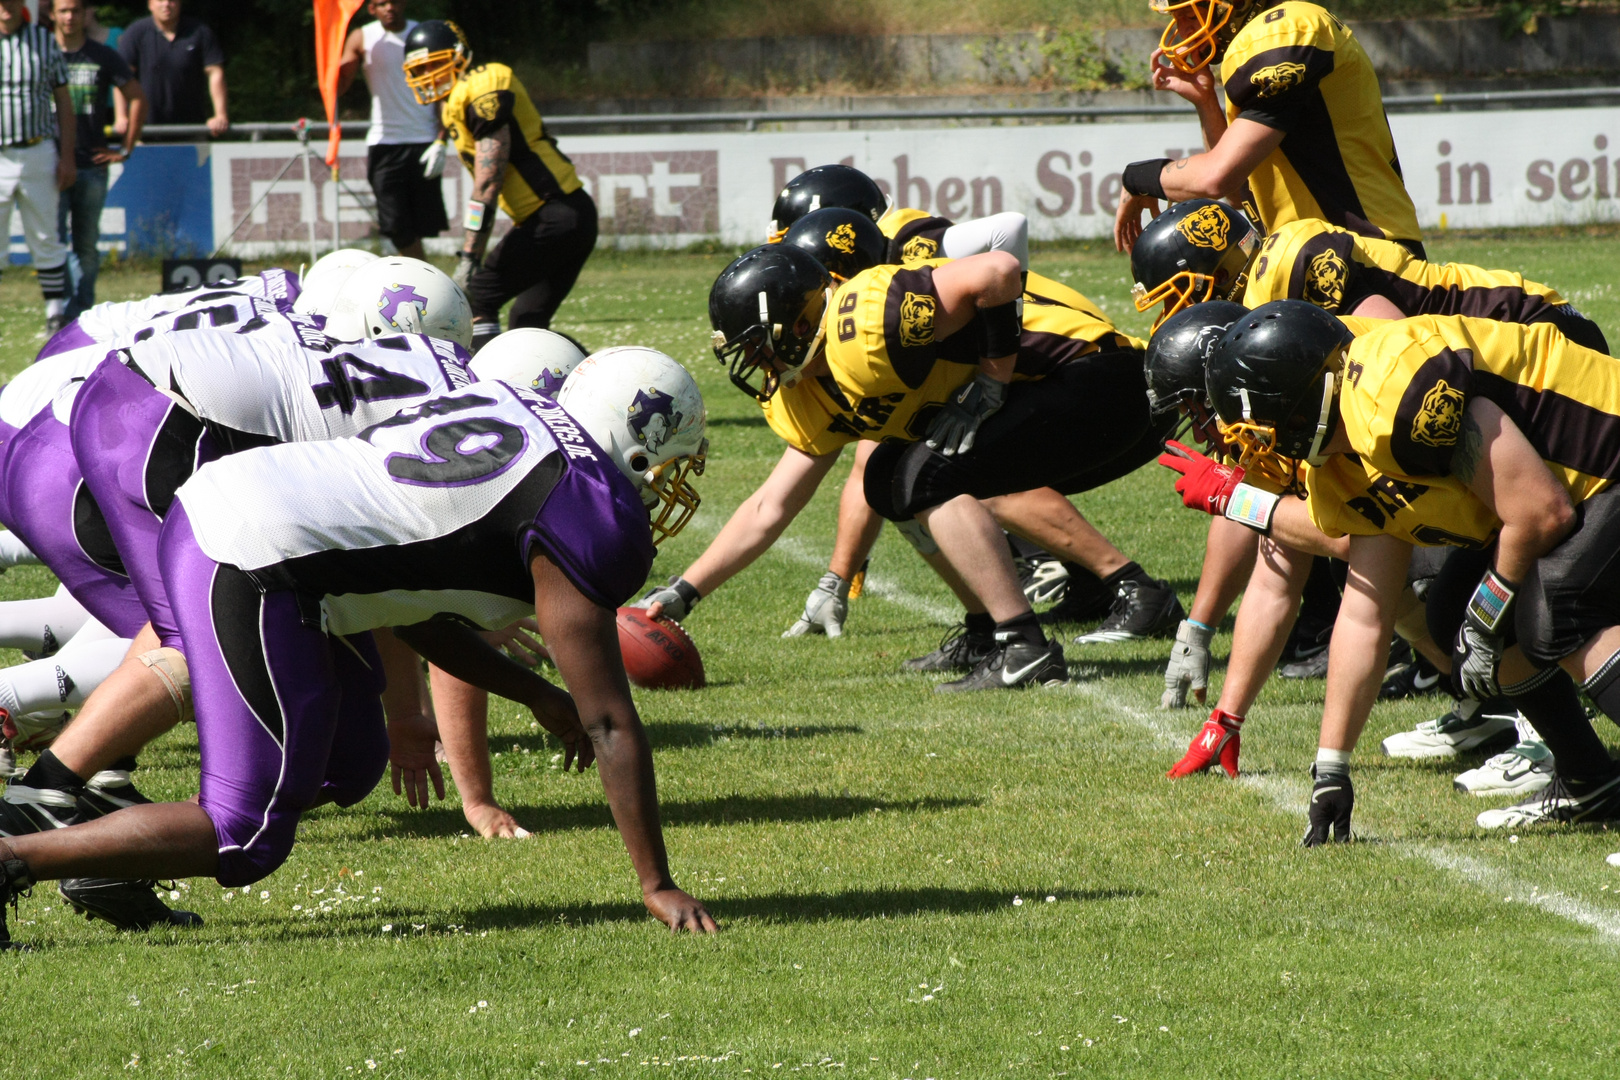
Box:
[0,0,73,334]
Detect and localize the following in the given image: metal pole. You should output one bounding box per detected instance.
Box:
[298,120,317,267]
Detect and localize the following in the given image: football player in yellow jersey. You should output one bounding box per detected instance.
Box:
[402,20,597,353]
[1114,2,1421,259]
[1197,300,1620,840]
[640,245,1182,690]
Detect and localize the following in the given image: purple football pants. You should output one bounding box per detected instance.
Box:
[158,505,389,887]
[1,409,147,637]
[71,357,217,637]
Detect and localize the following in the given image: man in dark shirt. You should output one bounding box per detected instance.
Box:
[53,0,144,318]
[116,0,225,135]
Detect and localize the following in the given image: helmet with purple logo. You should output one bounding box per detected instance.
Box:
[468,328,588,396]
[325,255,473,349]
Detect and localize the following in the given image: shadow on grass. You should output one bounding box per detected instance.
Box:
[484,723,862,755]
[360,792,981,839]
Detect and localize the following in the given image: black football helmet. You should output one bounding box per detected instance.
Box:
[769,165,888,242]
[1131,199,1258,332]
[709,245,833,403]
[1206,300,1354,487]
[781,208,886,282]
[1144,300,1248,415]
[403,20,472,104]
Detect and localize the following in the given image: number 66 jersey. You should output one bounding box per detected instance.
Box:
[174,382,657,633]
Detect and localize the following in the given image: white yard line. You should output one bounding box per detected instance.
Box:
[1070,681,1620,941]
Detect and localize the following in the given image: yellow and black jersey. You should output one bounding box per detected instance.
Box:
[1220,3,1420,245]
[761,265,1133,454]
[1339,315,1620,505]
[1304,453,1500,549]
[878,206,953,264]
[443,63,583,225]
[1245,219,1567,323]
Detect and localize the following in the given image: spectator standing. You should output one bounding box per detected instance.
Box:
[53,0,144,319]
[0,0,73,333]
[337,0,446,259]
[116,0,225,136]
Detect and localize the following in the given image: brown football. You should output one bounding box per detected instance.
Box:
[615,606,706,690]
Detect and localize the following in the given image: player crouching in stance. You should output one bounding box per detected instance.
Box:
[1182,301,1620,843]
[0,353,717,948]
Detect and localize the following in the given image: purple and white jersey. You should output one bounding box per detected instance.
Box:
[40,270,302,359]
[122,305,472,446]
[175,381,655,634]
[0,346,110,431]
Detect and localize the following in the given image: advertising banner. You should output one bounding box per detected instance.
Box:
[18,106,1620,262]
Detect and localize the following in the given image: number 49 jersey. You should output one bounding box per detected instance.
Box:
[175,382,656,634]
[122,305,472,447]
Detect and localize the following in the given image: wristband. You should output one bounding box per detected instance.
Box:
[1122,158,1172,201]
[1223,482,1280,534]
[463,199,488,233]
[1466,569,1516,634]
[668,576,702,611]
[1187,618,1214,632]
[977,301,1021,358]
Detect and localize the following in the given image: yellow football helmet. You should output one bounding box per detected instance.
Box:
[402,20,472,105]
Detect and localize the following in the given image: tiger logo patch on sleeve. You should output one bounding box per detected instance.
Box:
[1250,61,1308,99]
[473,92,502,121]
[1176,204,1231,250]
[900,235,940,262]
[1410,379,1466,448]
[898,291,937,347]
[1304,249,1349,310]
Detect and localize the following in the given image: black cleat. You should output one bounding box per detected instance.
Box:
[1073,578,1185,644]
[58,879,204,931]
[1016,554,1070,606]
[75,769,153,821]
[935,635,1067,693]
[1039,572,1113,624]
[0,782,80,836]
[0,841,35,950]
[1379,653,1445,699]
[1476,770,1620,830]
[902,623,995,674]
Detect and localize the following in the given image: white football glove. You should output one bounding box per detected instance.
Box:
[783,571,852,638]
[1160,619,1213,709]
[420,139,448,180]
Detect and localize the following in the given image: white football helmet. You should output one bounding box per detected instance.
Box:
[555,346,708,544]
[469,328,587,396]
[293,248,377,316]
[324,256,473,348]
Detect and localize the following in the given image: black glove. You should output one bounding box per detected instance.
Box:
[1301,765,1353,847]
[925,373,1007,457]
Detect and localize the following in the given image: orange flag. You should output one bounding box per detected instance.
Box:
[314,0,367,169]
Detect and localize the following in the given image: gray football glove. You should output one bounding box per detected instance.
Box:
[1160,618,1213,709]
[633,576,702,623]
[925,373,1007,457]
[1455,622,1505,700]
[783,571,852,638]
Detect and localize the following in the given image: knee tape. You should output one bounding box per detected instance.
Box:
[138,646,192,723]
[893,518,939,556]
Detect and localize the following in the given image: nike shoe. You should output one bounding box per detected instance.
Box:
[1016,556,1069,606]
[902,623,995,674]
[1454,718,1554,797]
[0,781,80,835]
[76,769,153,821]
[58,879,203,931]
[1477,770,1620,829]
[1380,654,1445,699]
[1277,617,1332,668]
[936,635,1067,692]
[1072,578,1185,645]
[1039,572,1113,625]
[1278,648,1330,680]
[0,845,34,950]
[1379,701,1517,760]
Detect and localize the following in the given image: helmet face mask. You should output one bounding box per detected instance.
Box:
[1131,200,1258,332]
[1151,0,1261,73]
[402,20,471,104]
[709,246,834,403]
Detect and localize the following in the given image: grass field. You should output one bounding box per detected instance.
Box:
[6,228,1620,1077]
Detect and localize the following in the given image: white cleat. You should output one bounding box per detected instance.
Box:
[1380,701,1516,759]
[1454,718,1553,797]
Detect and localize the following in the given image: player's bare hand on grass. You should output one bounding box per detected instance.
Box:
[531,689,593,772]
[1114,191,1161,253]
[644,887,719,934]
[389,713,447,807]
[483,617,548,666]
[464,802,531,839]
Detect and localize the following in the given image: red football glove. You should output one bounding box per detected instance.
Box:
[1158,440,1245,516]
[1167,708,1243,779]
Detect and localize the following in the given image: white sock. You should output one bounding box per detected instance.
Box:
[0,584,92,652]
[0,634,130,714]
[0,530,40,568]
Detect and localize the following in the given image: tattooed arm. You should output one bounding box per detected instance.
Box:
[1451,398,1574,583]
[463,127,511,263]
